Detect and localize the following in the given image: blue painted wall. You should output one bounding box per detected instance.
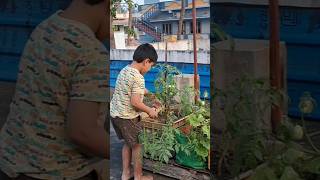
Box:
[212,3,320,119]
[0,0,70,82]
[110,60,210,98]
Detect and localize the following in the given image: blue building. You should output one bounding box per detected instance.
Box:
[135,0,210,43]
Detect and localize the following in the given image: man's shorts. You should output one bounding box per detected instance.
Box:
[111,116,143,148]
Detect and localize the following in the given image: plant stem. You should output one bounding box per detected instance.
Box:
[301,113,320,153]
[217,140,230,176]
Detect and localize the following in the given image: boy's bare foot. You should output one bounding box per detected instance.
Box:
[121,171,134,180]
[141,175,153,180]
[134,175,153,180]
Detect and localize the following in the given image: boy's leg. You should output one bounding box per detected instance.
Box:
[121,143,133,180]
[132,144,153,180]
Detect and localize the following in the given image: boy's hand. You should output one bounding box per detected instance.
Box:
[147,107,158,118]
[152,99,162,109]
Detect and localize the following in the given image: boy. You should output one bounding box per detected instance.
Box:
[110,44,159,180]
[0,0,109,179]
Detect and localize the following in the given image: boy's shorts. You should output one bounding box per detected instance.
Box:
[111,116,142,148]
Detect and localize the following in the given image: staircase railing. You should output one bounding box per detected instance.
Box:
[132,3,163,41]
[140,4,160,21]
[133,18,162,41]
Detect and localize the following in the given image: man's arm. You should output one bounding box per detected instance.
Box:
[67,100,109,159]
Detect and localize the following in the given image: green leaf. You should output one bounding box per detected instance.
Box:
[188,114,202,127]
[164,156,169,164]
[254,149,263,161]
[282,148,305,165]
[195,144,208,159]
[185,149,191,156]
[280,166,302,180]
[200,139,210,150]
[249,165,279,180]
[302,157,320,174]
[165,150,172,158]
[202,125,210,137]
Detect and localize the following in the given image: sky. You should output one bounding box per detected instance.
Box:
[133,0,144,5]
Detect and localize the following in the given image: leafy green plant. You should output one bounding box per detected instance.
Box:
[247,92,320,180]
[154,64,181,120]
[139,63,211,170]
[111,0,137,18]
[126,28,136,38]
[212,75,283,177]
[139,119,193,166]
[139,123,178,164]
[213,75,320,180]
[185,105,210,161]
[179,86,194,117]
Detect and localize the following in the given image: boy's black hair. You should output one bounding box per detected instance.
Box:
[133,43,158,63]
[85,0,104,5]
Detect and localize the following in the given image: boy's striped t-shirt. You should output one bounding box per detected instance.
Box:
[0,10,108,179]
[110,65,145,119]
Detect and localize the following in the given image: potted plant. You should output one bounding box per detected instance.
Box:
[139,64,210,171]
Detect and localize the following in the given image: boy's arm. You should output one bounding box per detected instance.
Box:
[67,100,109,159]
[144,88,149,95]
[131,93,157,118]
[144,88,162,108]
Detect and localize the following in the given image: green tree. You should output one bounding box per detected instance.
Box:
[111,0,136,47]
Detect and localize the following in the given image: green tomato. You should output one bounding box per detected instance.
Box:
[299,92,316,114]
[200,101,205,106]
[203,91,209,98]
[299,100,314,114]
[292,125,304,140]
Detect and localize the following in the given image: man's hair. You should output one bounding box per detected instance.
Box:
[85,0,104,5]
[133,43,158,63]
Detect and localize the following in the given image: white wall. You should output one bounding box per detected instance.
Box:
[113,31,126,49]
[111,49,210,64]
[151,39,209,51]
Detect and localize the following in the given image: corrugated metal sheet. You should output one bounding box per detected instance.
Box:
[212,3,320,119]
[110,60,210,98]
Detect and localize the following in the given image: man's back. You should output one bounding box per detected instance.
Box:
[0,10,107,179]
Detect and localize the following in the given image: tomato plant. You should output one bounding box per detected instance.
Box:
[154,64,181,120]
[140,63,210,168]
[213,75,320,180]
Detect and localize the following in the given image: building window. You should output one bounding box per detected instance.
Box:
[190,21,201,34]
[124,26,129,33]
[197,21,201,33]
[162,23,172,35]
[182,22,186,34]
[113,25,121,32]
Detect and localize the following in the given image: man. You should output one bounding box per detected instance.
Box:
[0,0,109,179]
